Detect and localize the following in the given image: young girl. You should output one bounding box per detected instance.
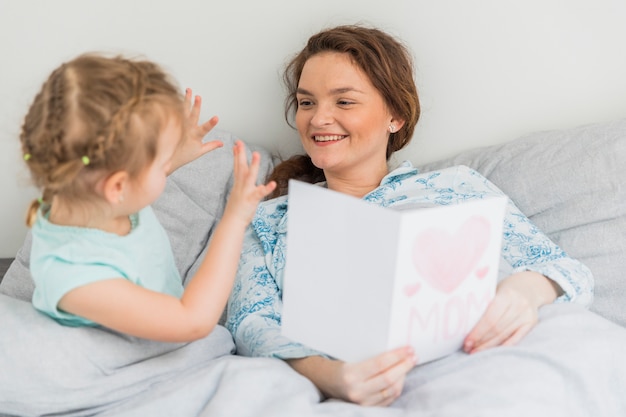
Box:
[20,53,276,342]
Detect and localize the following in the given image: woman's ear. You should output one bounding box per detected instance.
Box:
[389,116,406,133]
[102,171,129,205]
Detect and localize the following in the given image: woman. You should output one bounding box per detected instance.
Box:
[226,24,593,406]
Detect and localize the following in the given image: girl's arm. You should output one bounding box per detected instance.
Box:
[58,141,276,342]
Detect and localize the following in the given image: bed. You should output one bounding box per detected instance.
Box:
[1,119,625,417]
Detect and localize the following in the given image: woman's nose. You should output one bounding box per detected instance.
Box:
[310,104,334,127]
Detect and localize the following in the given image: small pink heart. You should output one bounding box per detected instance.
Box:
[404,282,421,297]
[475,266,489,279]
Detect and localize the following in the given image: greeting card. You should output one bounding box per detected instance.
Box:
[281,180,507,364]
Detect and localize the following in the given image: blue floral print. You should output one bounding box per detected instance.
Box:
[226,162,594,359]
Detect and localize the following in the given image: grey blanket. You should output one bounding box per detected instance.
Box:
[2,122,626,416]
[1,295,624,417]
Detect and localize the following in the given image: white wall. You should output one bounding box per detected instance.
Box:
[1,0,625,257]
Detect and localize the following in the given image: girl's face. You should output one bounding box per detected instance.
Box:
[126,117,181,211]
[295,52,396,179]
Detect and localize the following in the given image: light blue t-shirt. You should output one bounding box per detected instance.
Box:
[31,206,183,327]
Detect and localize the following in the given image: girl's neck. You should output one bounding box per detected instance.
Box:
[48,197,132,236]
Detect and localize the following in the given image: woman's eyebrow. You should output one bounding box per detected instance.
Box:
[296,87,364,95]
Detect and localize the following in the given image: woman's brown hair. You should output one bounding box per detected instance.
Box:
[268,24,420,198]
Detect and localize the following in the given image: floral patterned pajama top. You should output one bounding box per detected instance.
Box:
[226,162,594,359]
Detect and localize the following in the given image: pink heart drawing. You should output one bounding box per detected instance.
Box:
[475,266,489,279]
[412,215,491,294]
[403,282,421,297]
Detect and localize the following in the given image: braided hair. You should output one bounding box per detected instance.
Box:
[20,53,184,226]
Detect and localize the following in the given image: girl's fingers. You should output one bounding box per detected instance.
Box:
[232,142,258,181]
[200,139,223,155]
[198,116,219,136]
[262,180,277,196]
[183,88,202,124]
[184,88,193,116]
[232,141,241,177]
[247,152,261,184]
[230,140,275,198]
[189,95,202,124]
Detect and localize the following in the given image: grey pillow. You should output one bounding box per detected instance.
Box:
[419,119,626,327]
[0,129,275,301]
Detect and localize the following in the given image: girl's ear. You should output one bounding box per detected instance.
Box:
[102,171,129,205]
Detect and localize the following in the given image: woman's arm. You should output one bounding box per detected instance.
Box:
[498,197,594,305]
[225,202,416,406]
[225,201,322,358]
[287,348,415,407]
[463,186,594,353]
[464,270,560,353]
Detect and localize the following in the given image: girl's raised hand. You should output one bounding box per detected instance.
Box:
[222,140,276,225]
[169,88,223,173]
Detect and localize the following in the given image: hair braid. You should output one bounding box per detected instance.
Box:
[20,53,185,227]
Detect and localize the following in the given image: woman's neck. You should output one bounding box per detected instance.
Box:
[324,161,389,198]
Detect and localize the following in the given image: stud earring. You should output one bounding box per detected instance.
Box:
[389,124,396,133]
[118,194,124,203]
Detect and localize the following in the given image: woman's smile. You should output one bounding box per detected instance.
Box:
[313,134,347,142]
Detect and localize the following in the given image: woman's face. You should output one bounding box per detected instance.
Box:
[295,52,396,179]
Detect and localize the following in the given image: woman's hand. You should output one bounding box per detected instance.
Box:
[287,346,416,407]
[463,271,562,354]
[169,88,223,173]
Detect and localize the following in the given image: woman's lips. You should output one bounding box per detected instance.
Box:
[313,135,347,142]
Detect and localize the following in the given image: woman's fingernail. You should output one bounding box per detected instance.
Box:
[405,347,417,364]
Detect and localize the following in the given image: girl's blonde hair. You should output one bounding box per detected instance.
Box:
[20,53,184,226]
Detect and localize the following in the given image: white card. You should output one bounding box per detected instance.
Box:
[282,180,507,364]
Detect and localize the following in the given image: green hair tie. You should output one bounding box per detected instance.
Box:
[81,156,90,166]
[24,154,32,161]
